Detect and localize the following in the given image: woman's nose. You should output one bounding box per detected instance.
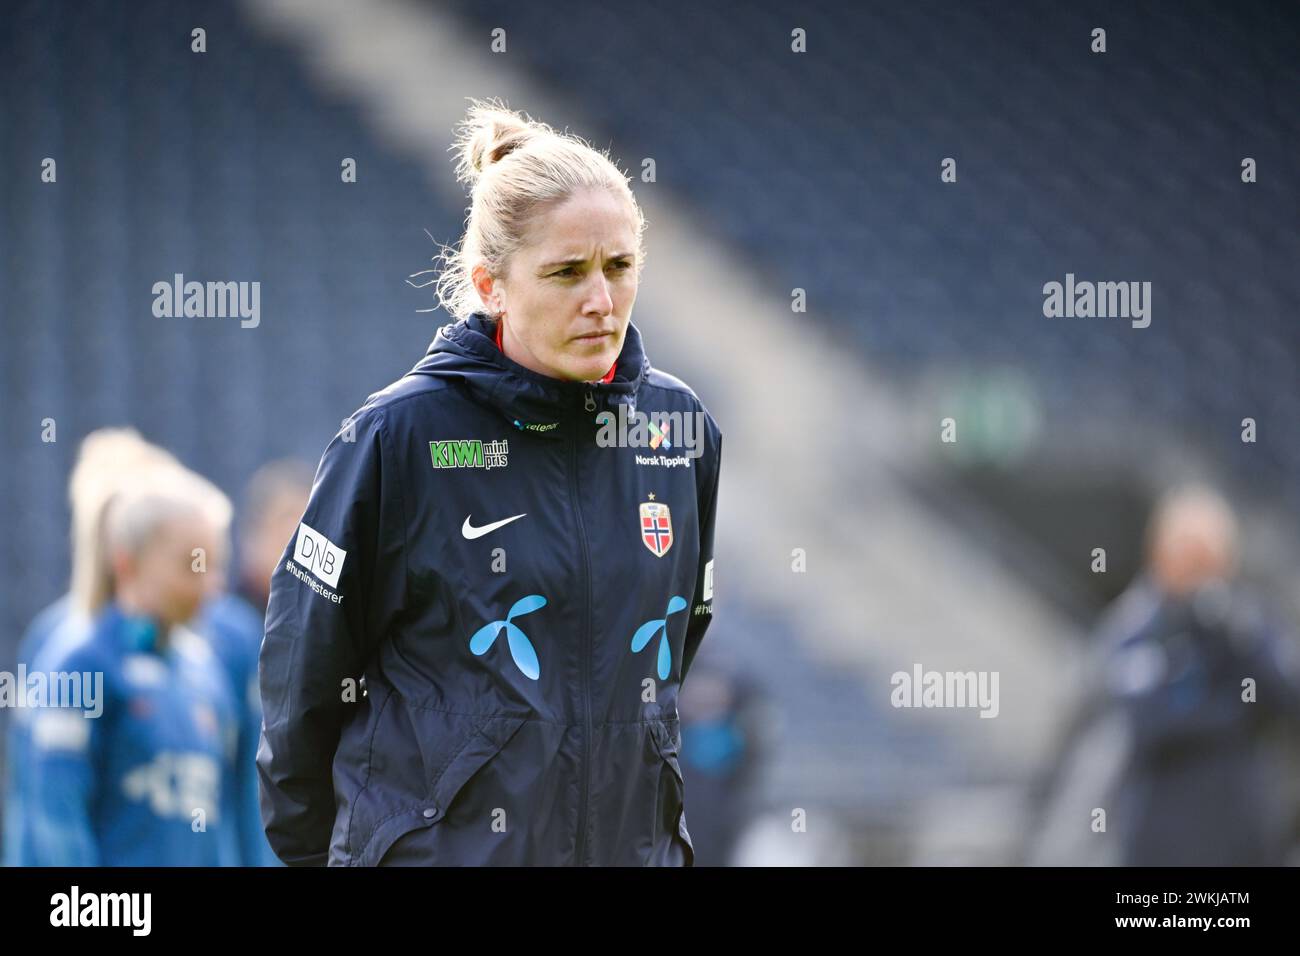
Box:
[583,272,614,314]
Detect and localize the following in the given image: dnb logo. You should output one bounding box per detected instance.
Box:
[293,522,347,588]
[640,501,673,557]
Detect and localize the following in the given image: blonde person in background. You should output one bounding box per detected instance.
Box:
[21,465,242,865]
[4,428,178,866]
[3,429,265,866]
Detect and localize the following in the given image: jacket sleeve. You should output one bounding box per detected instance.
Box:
[681,421,722,687]
[257,407,408,866]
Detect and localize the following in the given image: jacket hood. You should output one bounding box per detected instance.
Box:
[411,312,649,435]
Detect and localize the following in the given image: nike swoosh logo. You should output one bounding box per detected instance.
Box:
[462,513,528,540]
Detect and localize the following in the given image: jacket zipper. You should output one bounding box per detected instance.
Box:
[570,388,597,865]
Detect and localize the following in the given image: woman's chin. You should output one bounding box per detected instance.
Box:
[563,365,609,382]
[558,348,616,381]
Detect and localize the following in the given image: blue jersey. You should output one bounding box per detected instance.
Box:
[3,595,88,867]
[197,594,282,866]
[24,603,239,866]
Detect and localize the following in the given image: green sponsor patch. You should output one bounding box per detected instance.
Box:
[429,438,510,470]
[430,439,483,468]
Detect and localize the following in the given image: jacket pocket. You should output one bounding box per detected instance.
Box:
[649,719,695,866]
[356,713,528,867]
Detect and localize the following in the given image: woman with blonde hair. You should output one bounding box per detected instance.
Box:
[4,428,178,865]
[259,99,723,866]
[23,463,240,865]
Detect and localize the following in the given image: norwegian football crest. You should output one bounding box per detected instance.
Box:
[639,501,673,557]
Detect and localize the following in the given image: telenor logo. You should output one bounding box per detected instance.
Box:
[631,596,688,681]
[469,595,548,680]
[293,521,347,589]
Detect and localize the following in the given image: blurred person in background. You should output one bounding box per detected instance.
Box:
[1028,484,1300,865]
[677,658,767,865]
[231,460,315,613]
[197,459,313,867]
[4,431,278,866]
[3,428,179,866]
[22,467,241,865]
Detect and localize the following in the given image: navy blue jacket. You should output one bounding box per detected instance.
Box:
[257,313,722,866]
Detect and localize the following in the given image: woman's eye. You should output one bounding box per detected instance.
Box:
[553,261,629,278]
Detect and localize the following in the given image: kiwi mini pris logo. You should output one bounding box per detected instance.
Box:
[429,438,509,470]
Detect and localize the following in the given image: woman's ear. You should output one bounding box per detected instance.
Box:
[490,281,507,317]
[109,545,135,590]
[471,262,504,315]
